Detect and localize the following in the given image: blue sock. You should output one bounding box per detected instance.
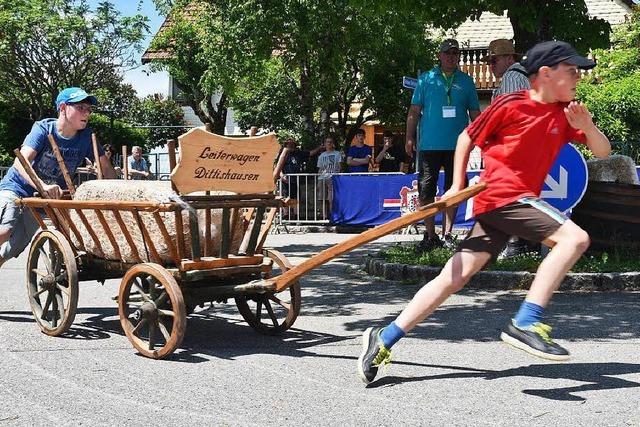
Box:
[513,301,545,328]
[379,322,405,349]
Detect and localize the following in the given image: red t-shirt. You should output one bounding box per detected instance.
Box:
[467,90,586,216]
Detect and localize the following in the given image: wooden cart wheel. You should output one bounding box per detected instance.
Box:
[235,249,301,335]
[26,229,78,336]
[118,263,186,359]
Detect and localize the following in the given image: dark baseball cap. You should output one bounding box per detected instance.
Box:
[439,39,460,52]
[521,41,596,75]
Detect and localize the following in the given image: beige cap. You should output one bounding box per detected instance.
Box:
[481,39,522,62]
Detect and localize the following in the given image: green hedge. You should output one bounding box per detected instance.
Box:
[577,72,640,162]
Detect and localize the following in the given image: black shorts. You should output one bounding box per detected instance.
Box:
[418,150,454,202]
[456,197,568,259]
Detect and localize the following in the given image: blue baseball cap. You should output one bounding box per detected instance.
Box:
[55,87,98,111]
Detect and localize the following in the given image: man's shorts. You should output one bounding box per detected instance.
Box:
[0,190,40,260]
[456,197,568,259]
[418,150,454,202]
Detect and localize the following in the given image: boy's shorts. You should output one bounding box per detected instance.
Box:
[0,190,40,260]
[456,197,567,259]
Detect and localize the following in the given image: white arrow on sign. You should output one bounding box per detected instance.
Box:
[541,166,568,199]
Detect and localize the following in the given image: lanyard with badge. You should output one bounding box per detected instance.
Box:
[441,71,456,119]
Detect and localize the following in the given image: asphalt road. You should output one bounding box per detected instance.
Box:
[1,231,639,426]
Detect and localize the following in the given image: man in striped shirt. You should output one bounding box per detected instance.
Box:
[484,38,531,100]
[486,39,532,258]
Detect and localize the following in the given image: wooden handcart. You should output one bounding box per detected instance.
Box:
[15,128,484,359]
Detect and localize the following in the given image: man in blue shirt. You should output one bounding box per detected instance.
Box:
[406,39,480,251]
[0,87,116,267]
[347,129,372,173]
[128,146,151,180]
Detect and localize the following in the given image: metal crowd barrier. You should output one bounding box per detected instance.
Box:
[275,172,405,226]
[277,173,331,225]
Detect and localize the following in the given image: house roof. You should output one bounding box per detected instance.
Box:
[449,0,634,49]
[141,3,201,64]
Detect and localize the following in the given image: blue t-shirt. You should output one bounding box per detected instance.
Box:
[411,66,480,151]
[0,118,102,197]
[128,155,149,180]
[347,145,372,173]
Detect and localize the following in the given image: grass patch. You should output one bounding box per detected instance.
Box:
[383,244,640,273]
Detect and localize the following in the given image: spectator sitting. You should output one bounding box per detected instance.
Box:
[128,146,150,180]
[375,130,407,173]
[316,135,343,216]
[347,128,372,173]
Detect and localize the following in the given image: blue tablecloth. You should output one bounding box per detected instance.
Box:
[331,172,479,227]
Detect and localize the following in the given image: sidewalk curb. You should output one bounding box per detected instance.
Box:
[365,257,640,291]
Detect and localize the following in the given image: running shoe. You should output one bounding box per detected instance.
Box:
[357,327,392,384]
[500,320,570,361]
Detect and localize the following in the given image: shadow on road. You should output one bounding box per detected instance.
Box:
[368,361,640,402]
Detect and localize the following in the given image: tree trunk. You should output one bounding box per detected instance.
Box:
[207,92,228,135]
[509,14,539,53]
[508,0,556,53]
[299,61,315,145]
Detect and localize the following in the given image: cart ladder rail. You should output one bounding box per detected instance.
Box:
[262,183,487,292]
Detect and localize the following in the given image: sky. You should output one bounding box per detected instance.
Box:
[88,0,169,97]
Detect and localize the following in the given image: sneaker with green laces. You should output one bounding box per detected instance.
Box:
[500,320,570,361]
[357,327,392,384]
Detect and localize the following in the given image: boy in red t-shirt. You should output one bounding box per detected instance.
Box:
[357,41,611,385]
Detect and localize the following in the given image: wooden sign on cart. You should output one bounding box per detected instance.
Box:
[171,127,280,195]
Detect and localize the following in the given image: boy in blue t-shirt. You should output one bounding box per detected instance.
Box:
[346,128,372,173]
[0,87,116,267]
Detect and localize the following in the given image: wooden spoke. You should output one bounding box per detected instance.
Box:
[52,250,62,276]
[131,279,151,302]
[131,318,147,336]
[56,283,71,296]
[148,321,157,350]
[56,293,65,318]
[263,299,279,327]
[32,268,49,278]
[41,291,53,320]
[158,320,171,342]
[38,247,52,272]
[126,301,144,310]
[158,309,174,318]
[50,294,59,328]
[153,290,168,307]
[267,294,291,311]
[33,286,48,298]
[255,300,263,322]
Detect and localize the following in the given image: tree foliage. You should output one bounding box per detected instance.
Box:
[0,0,149,121]
[89,113,147,155]
[353,0,611,53]
[197,0,435,147]
[127,94,187,148]
[147,0,231,133]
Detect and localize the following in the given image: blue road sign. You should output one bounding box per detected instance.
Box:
[402,76,417,90]
[541,144,588,212]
